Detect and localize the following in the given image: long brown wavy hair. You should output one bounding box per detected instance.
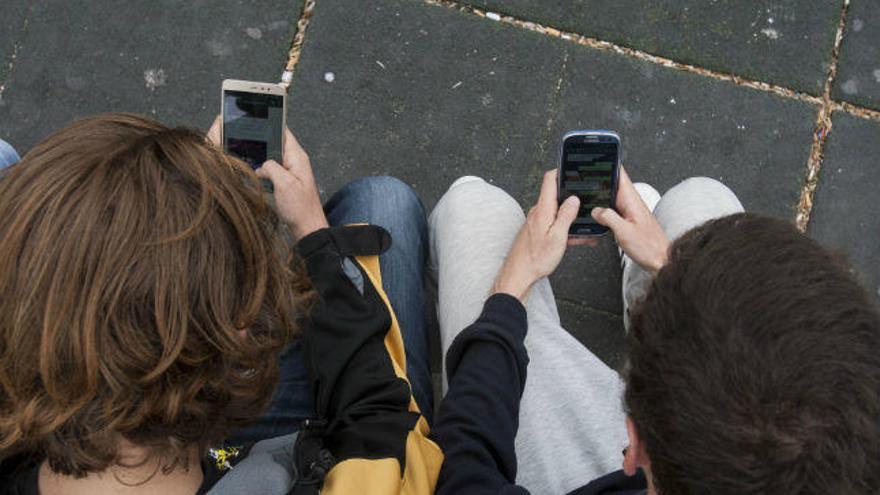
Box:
[0,113,312,477]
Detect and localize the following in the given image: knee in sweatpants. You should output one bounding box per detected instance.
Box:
[431,176,522,224]
[668,177,740,204]
[654,176,745,242]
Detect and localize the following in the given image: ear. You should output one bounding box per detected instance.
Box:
[623,416,650,476]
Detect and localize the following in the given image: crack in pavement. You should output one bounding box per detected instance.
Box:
[525,49,569,203]
[556,297,623,321]
[280,0,317,88]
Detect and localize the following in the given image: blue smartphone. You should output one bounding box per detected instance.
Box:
[557,130,621,237]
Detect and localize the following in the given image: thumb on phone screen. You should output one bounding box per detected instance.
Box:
[591,166,670,274]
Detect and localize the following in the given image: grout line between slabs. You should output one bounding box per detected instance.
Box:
[280,0,317,88]
[832,100,880,122]
[795,0,849,232]
[421,0,880,123]
[526,50,570,198]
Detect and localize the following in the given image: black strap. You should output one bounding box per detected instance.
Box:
[288,419,336,495]
[295,225,391,259]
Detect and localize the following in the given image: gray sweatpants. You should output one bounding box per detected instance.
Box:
[429,176,743,494]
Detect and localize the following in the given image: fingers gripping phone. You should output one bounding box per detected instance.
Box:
[557,130,621,236]
[220,79,287,169]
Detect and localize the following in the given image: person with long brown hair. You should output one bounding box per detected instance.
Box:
[0,114,442,494]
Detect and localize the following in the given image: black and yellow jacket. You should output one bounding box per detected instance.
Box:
[292,225,443,495]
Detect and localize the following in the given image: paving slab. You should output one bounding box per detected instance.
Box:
[459,0,840,94]
[547,45,817,315]
[286,0,567,207]
[808,113,880,300]
[0,0,298,152]
[833,1,880,110]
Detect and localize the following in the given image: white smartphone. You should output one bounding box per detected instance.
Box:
[220,79,287,169]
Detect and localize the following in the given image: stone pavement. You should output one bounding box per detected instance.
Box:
[1,0,878,371]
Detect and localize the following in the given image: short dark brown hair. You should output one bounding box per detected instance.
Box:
[626,213,880,494]
[0,113,311,477]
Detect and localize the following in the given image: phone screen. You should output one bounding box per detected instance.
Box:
[223,90,284,169]
[559,134,619,235]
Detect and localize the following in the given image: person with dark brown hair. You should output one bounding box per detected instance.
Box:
[0,114,443,494]
[429,168,880,494]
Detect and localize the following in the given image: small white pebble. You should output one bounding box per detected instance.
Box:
[376,60,386,70]
[486,12,501,21]
[669,97,676,104]
[324,72,335,83]
[144,68,167,91]
[451,81,463,89]
[768,17,774,24]
[682,119,688,124]
[761,28,779,40]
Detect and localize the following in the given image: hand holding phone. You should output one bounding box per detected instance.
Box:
[207,116,328,241]
[255,128,328,241]
[493,169,580,301]
[214,79,328,241]
[557,131,621,237]
[221,79,287,169]
[592,167,670,274]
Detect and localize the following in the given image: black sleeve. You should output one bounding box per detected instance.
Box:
[295,226,420,469]
[431,293,532,495]
[568,470,648,495]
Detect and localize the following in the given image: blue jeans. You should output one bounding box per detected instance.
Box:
[232,176,433,443]
[0,139,19,169]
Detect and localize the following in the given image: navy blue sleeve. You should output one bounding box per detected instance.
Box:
[432,293,531,495]
[568,470,648,495]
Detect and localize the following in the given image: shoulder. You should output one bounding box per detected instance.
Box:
[198,433,299,495]
[198,443,255,493]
